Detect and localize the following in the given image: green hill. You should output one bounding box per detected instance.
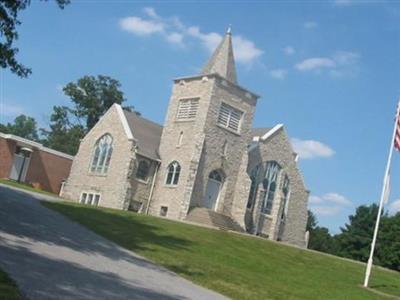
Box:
[43,201,400,300]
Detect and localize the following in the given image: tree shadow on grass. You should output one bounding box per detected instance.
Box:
[0,242,191,300]
[0,186,194,276]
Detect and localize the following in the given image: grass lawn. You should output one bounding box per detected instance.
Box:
[42,201,400,300]
[0,179,59,198]
[0,269,22,300]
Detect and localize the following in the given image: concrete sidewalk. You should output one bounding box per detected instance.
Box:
[0,185,227,300]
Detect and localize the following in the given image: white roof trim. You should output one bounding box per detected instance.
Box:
[115,104,134,141]
[260,124,284,141]
[0,133,74,160]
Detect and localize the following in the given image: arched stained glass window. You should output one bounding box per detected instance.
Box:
[90,134,113,174]
[166,161,181,185]
[261,161,281,215]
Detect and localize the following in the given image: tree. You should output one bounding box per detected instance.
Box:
[41,106,85,155]
[0,114,39,140]
[335,204,379,263]
[306,210,317,231]
[63,75,126,130]
[0,0,69,77]
[41,75,129,155]
[306,210,336,254]
[376,213,400,271]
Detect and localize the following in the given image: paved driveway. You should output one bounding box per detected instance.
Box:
[0,185,227,300]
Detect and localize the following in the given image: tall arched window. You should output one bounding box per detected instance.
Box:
[261,161,281,215]
[136,160,150,181]
[90,134,113,174]
[166,161,181,185]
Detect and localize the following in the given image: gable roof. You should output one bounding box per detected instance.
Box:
[123,110,163,161]
[252,125,284,141]
[252,127,272,138]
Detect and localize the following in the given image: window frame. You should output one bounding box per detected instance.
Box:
[89,134,113,175]
[176,98,200,121]
[80,191,101,207]
[261,161,281,215]
[135,159,151,182]
[165,161,181,186]
[217,102,244,134]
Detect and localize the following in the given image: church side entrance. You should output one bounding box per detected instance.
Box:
[204,170,224,210]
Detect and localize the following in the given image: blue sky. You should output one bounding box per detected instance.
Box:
[1,0,400,233]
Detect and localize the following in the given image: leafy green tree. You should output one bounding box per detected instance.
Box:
[377,213,400,271]
[0,114,39,140]
[335,204,379,263]
[306,210,317,231]
[306,210,337,254]
[41,106,85,155]
[41,75,130,155]
[0,0,69,77]
[63,75,126,130]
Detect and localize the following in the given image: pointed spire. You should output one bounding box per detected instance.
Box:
[201,27,237,83]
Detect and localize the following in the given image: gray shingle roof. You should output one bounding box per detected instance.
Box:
[123,110,163,161]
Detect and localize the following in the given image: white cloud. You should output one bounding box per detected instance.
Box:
[166,32,184,45]
[119,17,164,36]
[312,206,341,216]
[233,36,263,64]
[143,7,159,19]
[304,21,318,29]
[119,8,263,65]
[295,51,360,77]
[269,69,287,80]
[333,51,359,65]
[291,138,335,159]
[0,103,24,117]
[187,26,222,52]
[389,199,400,214]
[284,46,295,55]
[295,58,336,71]
[187,27,263,64]
[310,193,352,216]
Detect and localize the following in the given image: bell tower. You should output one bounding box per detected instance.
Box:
[150,28,259,220]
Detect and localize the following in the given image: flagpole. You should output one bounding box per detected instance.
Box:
[363,100,400,287]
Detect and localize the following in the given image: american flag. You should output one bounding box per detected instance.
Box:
[395,103,400,151]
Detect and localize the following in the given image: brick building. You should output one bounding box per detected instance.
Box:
[61,29,309,247]
[0,133,74,194]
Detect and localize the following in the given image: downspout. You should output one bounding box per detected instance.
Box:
[145,161,160,214]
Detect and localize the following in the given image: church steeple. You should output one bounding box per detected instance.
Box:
[201,27,237,84]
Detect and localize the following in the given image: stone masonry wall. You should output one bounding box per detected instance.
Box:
[149,77,214,219]
[61,105,133,209]
[199,77,257,218]
[247,128,309,247]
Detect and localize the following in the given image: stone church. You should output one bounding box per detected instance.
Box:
[61,30,309,247]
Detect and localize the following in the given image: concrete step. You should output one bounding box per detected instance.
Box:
[186,207,244,232]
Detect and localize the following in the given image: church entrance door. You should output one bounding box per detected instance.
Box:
[204,170,224,210]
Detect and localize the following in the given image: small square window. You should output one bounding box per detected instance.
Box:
[160,206,168,217]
